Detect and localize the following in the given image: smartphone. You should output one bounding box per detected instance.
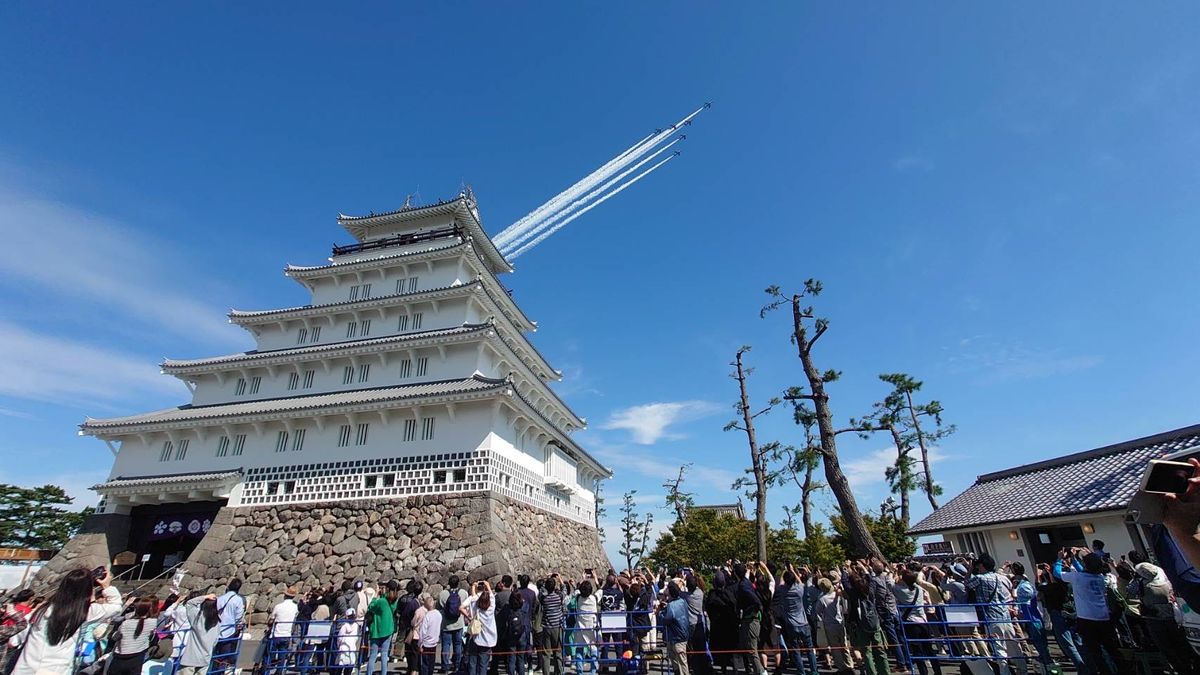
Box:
[91,566,107,581]
[584,568,593,576]
[1142,459,1194,495]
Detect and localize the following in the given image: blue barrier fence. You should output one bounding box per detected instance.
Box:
[896,601,1047,672]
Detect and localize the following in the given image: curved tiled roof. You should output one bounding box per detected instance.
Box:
[285,240,468,276]
[909,423,1200,534]
[93,470,242,491]
[82,375,510,433]
[162,324,490,370]
[337,197,462,222]
[229,281,475,320]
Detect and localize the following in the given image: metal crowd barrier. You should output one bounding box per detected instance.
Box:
[895,601,1045,672]
[257,620,366,675]
[562,609,668,673]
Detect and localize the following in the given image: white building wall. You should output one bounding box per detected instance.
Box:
[250,295,475,352]
[189,342,486,406]
[306,255,468,307]
[933,513,1135,566]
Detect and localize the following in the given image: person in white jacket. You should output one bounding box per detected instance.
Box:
[335,608,361,673]
[13,567,123,675]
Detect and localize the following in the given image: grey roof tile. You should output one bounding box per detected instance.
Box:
[908,424,1200,534]
[93,470,242,490]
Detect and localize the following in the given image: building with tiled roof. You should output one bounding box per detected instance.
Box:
[909,423,1200,565]
[52,191,611,586]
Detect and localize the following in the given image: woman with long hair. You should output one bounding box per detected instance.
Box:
[177,594,222,675]
[13,567,123,675]
[464,581,497,675]
[109,597,157,675]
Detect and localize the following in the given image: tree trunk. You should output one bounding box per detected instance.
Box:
[906,391,940,510]
[791,295,883,560]
[734,349,769,563]
[888,425,911,528]
[801,460,815,540]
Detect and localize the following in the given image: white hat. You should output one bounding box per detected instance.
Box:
[345,608,356,617]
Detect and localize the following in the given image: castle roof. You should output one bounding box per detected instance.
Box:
[81,375,511,434]
[337,196,511,274]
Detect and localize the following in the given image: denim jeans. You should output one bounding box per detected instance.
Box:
[1048,609,1085,671]
[442,628,465,673]
[467,643,492,675]
[420,649,438,675]
[775,623,817,675]
[367,635,394,675]
[877,612,909,670]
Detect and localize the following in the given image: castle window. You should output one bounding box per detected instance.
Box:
[310,326,321,342]
[402,419,417,442]
[346,321,358,339]
[399,359,412,378]
[382,474,395,488]
[275,430,289,453]
[355,423,369,445]
[159,441,174,462]
[297,328,308,344]
[249,377,261,395]
[234,378,247,396]
[342,366,354,385]
[337,425,351,447]
[397,315,409,332]
[361,319,372,336]
[287,372,300,391]
[175,439,189,461]
[216,436,230,457]
[291,428,306,452]
[433,470,447,484]
[421,416,435,441]
[416,357,428,377]
[364,475,378,489]
[453,469,466,483]
[412,313,423,330]
[232,434,246,456]
[357,364,370,383]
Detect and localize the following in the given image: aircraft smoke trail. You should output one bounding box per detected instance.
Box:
[507,153,678,260]
[493,130,657,247]
[494,105,706,247]
[499,137,683,254]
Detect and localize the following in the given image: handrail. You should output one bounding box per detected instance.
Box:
[127,562,184,597]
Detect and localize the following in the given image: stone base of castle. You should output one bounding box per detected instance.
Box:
[37,492,609,623]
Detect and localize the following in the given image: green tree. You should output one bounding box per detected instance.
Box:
[725,346,781,563]
[663,464,695,523]
[0,484,91,550]
[648,508,756,571]
[830,510,917,561]
[877,373,955,510]
[619,490,653,571]
[797,523,846,570]
[764,281,883,561]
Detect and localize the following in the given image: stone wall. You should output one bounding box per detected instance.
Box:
[176,492,609,624]
[32,513,130,593]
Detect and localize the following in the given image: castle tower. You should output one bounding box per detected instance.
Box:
[40,194,611,615]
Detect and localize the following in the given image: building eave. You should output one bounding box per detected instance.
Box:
[80,376,510,437]
[336,197,512,275]
[907,507,1129,536]
[284,240,469,280]
[508,387,608,478]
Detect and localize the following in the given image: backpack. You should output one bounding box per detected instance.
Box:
[443,590,462,625]
[505,609,524,642]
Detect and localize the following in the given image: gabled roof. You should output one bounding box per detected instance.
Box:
[337,196,511,274]
[908,423,1200,535]
[81,376,510,435]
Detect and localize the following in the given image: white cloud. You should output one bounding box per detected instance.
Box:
[842,445,949,492]
[0,320,185,406]
[602,400,721,444]
[0,184,244,348]
[944,336,1101,382]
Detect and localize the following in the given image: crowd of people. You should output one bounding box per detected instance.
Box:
[4,542,1200,675]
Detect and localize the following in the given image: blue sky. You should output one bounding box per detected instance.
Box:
[1,4,1199,564]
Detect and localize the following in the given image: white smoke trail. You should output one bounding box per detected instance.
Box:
[493,131,657,247]
[499,137,682,254]
[495,105,705,247]
[506,153,678,260]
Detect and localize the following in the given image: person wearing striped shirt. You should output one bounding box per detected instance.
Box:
[538,577,565,675]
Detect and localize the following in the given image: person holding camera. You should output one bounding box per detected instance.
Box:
[11,566,122,675]
[462,581,497,675]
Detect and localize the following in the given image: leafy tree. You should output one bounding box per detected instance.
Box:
[797,522,846,570]
[876,373,955,510]
[829,510,916,561]
[861,399,916,527]
[763,281,883,560]
[663,464,695,523]
[0,484,91,550]
[766,418,825,539]
[647,509,805,571]
[725,346,780,563]
[619,490,653,571]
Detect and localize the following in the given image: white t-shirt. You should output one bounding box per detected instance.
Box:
[466,596,497,648]
[270,599,300,639]
[13,594,123,675]
[419,608,443,648]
